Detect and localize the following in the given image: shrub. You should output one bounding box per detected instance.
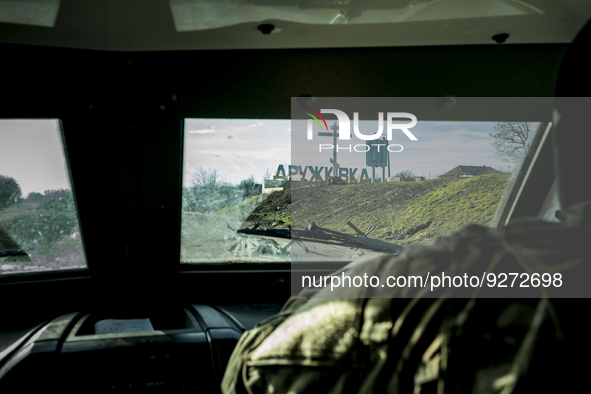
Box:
[0,175,22,207]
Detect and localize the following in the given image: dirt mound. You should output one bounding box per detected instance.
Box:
[241,181,292,230]
[242,179,453,231]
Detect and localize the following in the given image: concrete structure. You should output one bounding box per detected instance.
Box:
[263,179,286,194]
[439,165,502,178]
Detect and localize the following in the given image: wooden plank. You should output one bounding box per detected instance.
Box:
[346,221,365,236]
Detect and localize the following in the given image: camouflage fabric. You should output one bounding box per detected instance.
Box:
[222,200,591,394]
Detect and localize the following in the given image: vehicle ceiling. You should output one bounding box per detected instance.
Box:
[1,0,590,50]
[0,0,587,326]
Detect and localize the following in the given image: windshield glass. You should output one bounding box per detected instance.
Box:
[181,117,541,264]
[0,119,86,275]
[169,0,533,32]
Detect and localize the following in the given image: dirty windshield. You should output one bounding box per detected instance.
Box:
[181,118,541,264]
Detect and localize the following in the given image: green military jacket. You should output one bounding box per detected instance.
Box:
[222,201,590,394]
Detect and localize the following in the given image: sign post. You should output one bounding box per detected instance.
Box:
[318,121,340,178]
[366,137,388,182]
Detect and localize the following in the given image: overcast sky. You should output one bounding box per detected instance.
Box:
[0,119,71,196]
[185,119,537,185]
[184,119,292,186]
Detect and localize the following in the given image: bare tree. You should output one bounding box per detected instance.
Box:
[262,168,273,180]
[495,164,514,173]
[394,170,416,182]
[490,122,532,162]
[191,167,222,188]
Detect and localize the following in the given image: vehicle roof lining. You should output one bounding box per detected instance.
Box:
[0,0,590,51]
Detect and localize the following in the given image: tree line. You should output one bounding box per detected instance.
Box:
[0,174,72,208]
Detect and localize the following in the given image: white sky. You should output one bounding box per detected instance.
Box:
[184,119,292,186]
[0,119,71,196]
[185,119,535,185]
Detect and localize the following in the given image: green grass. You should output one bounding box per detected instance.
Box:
[289,174,510,246]
[216,194,268,220]
[377,174,509,244]
[0,194,80,255]
[203,174,511,246]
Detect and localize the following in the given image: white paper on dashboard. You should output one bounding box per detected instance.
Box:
[94,318,154,334]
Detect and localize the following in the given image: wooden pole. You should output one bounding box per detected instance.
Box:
[388,146,391,179]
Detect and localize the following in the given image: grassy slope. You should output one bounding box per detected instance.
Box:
[376,174,509,244]
[241,174,510,246]
[0,198,84,266]
[237,182,292,229]
[216,194,269,220]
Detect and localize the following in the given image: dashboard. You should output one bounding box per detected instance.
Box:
[0,303,283,392]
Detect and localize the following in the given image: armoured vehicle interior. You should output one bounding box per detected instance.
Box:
[0,0,589,392]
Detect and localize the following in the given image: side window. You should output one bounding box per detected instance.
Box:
[0,120,86,275]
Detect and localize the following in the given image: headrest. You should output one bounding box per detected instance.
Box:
[554,19,591,209]
[556,18,591,102]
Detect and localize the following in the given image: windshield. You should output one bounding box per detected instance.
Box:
[169,0,534,32]
[0,120,86,275]
[181,117,542,264]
